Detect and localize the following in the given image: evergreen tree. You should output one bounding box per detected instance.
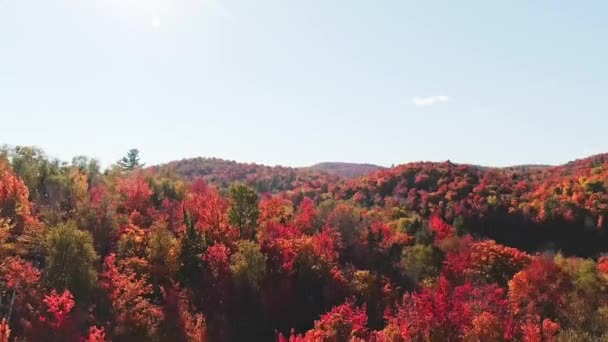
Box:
[117,148,144,172]
[228,183,259,240]
[178,210,205,288]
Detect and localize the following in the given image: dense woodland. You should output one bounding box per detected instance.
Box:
[0,145,608,341]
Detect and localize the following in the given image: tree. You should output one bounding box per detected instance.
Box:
[382,276,512,341]
[41,289,75,331]
[84,326,106,342]
[228,184,259,240]
[280,302,369,341]
[45,222,98,300]
[508,257,570,322]
[146,222,178,283]
[101,253,163,339]
[293,198,319,234]
[0,160,37,237]
[230,240,267,292]
[3,146,48,201]
[178,211,206,288]
[117,149,144,172]
[184,181,235,245]
[400,244,441,282]
[71,156,101,186]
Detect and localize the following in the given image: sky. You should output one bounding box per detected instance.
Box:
[1,1,607,168]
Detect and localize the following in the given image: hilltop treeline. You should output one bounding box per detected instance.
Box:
[0,146,607,341]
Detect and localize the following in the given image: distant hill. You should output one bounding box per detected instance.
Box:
[148,157,340,195]
[306,162,384,178]
[149,158,382,194]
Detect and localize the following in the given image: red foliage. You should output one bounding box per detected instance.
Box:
[184,180,236,246]
[520,317,560,342]
[293,198,318,234]
[0,256,41,288]
[117,174,153,217]
[84,326,106,342]
[508,257,570,319]
[0,319,10,342]
[259,197,294,226]
[383,276,512,341]
[309,227,341,265]
[41,290,75,330]
[262,224,341,275]
[363,222,410,250]
[598,255,608,275]
[0,161,38,236]
[280,302,368,341]
[161,285,207,342]
[203,243,231,279]
[101,254,163,336]
[3,149,608,340]
[444,237,531,285]
[152,158,341,202]
[428,215,456,242]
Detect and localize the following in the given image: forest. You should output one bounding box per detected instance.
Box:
[0,145,607,341]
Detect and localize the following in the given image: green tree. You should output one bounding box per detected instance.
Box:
[400,244,441,282]
[228,183,259,240]
[3,145,51,201]
[45,222,98,300]
[147,222,178,285]
[230,240,267,291]
[71,155,101,185]
[117,148,144,172]
[178,211,205,287]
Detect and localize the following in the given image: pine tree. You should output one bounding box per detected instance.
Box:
[178,210,206,288]
[117,148,144,172]
[228,183,259,240]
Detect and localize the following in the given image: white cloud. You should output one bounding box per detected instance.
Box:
[412,95,450,107]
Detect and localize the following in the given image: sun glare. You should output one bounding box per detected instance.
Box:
[152,16,161,29]
[98,0,174,28]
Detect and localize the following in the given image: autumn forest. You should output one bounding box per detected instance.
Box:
[1,146,608,341]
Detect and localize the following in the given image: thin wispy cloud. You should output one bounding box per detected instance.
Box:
[412,95,450,107]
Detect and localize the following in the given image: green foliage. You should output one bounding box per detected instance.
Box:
[584,179,604,193]
[147,223,177,269]
[2,146,49,200]
[71,155,101,185]
[150,177,186,205]
[401,244,441,281]
[45,221,98,299]
[452,215,466,235]
[413,224,434,245]
[228,183,259,240]
[555,329,597,342]
[77,196,118,258]
[178,211,206,287]
[230,240,267,291]
[117,148,144,172]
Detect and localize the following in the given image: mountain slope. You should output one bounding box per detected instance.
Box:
[305,162,384,178]
[149,157,340,195]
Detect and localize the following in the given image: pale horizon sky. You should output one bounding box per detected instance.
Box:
[1,1,607,168]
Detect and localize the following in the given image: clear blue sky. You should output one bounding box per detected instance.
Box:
[1,1,607,168]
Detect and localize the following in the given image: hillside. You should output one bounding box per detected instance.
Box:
[1,147,608,341]
[149,157,340,197]
[306,162,384,178]
[332,154,608,255]
[145,154,608,255]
